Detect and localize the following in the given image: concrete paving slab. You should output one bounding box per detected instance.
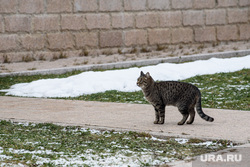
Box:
[1,96,249,143]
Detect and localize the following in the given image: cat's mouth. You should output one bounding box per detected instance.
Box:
[136,81,141,87]
[137,82,145,89]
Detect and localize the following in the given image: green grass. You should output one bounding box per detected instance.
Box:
[0,69,249,110]
[0,69,247,166]
[61,69,250,110]
[62,90,146,104]
[183,69,249,110]
[0,120,234,166]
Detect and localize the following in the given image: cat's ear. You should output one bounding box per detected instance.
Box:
[146,72,150,78]
[140,71,145,76]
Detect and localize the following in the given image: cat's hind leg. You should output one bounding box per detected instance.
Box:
[187,108,195,124]
[158,108,165,124]
[178,109,189,125]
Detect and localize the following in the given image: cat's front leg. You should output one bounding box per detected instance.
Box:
[154,105,165,124]
[154,108,160,124]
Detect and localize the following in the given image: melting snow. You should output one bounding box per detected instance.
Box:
[1,55,250,98]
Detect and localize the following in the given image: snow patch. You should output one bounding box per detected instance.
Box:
[1,55,250,98]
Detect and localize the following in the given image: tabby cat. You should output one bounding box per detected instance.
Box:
[137,71,214,125]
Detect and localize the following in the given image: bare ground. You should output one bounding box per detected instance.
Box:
[1,41,250,73]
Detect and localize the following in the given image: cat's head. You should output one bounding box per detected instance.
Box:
[137,71,154,89]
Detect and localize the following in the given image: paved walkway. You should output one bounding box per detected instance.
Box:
[1,96,249,143]
[1,96,250,166]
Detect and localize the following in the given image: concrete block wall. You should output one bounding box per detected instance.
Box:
[0,0,249,62]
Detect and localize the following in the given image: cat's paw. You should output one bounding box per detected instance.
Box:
[158,120,164,124]
[186,120,193,124]
[154,120,159,124]
[177,122,185,125]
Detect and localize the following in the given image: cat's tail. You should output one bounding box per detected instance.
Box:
[196,96,214,122]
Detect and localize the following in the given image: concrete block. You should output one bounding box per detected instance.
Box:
[239,24,250,40]
[194,27,216,42]
[100,31,123,47]
[159,11,182,27]
[112,13,134,29]
[86,14,110,30]
[19,0,44,14]
[239,0,250,6]
[124,30,147,46]
[217,25,238,41]
[228,8,248,23]
[99,0,123,11]
[33,15,60,32]
[172,28,193,43]
[74,0,98,12]
[5,15,31,33]
[193,0,215,9]
[205,9,226,25]
[75,32,98,48]
[0,0,18,13]
[61,15,86,30]
[149,29,171,45]
[47,0,72,13]
[34,51,57,61]
[124,0,147,11]
[21,34,45,50]
[135,13,158,28]
[183,10,204,26]
[148,0,170,10]
[0,35,19,51]
[47,33,75,50]
[0,52,33,63]
[172,0,192,9]
[217,0,237,7]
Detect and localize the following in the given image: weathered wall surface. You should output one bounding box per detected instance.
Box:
[0,0,249,62]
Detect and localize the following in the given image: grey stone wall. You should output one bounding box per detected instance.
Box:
[0,0,249,62]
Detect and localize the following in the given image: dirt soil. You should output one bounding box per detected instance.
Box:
[1,41,250,73]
